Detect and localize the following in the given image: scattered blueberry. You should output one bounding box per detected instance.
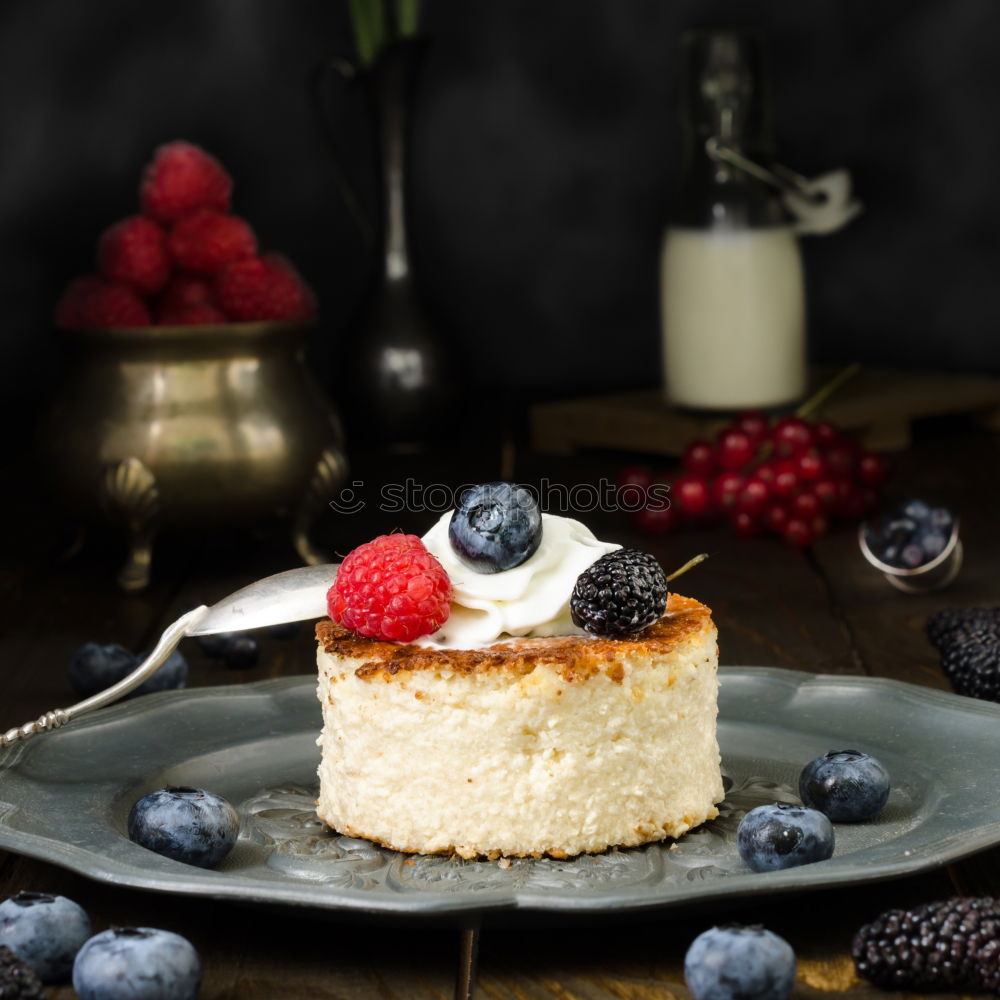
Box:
[799,750,890,822]
[133,648,189,694]
[920,531,948,560]
[195,631,260,668]
[684,924,796,1000]
[221,635,259,670]
[0,892,91,983]
[68,643,188,699]
[737,803,834,872]
[449,482,542,573]
[930,506,954,532]
[73,927,201,1000]
[880,544,899,565]
[902,499,931,521]
[68,643,138,698]
[267,621,300,640]
[195,631,233,657]
[127,787,239,868]
[863,499,956,570]
[886,517,917,537]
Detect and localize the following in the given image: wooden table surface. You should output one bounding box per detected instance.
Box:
[2,418,999,999]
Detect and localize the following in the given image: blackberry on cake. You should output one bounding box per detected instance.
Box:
[569,549,667,638]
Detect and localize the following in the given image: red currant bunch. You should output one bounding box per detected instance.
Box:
[621,412,889,548]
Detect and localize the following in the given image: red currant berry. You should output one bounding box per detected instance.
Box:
[765,503,791,534]
[813,421,840,447]
[711,471,746,513]
[617,465,653,492]
[681,440,716,477]
[736,478,770,516]
[824,442,857,478]
[794,448,825,482]
[783,517,813,548]
[618,480,649,513]
[716,428,755,471]
[772,461,800,499]
[633,504,677,535]
[771,417,813,457]
[832,477,852,508]
[750,461,777,487]
[735,410,769,444]
[792,490,821,520]
[672,473,712,519]
[857,452,889,487]
[812,478,839,510]
[730,510,761,537]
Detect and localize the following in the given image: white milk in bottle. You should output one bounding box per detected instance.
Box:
[661,226,805,409]
[661,30,806,411]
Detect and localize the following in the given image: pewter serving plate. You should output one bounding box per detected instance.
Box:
[1,668,999,918]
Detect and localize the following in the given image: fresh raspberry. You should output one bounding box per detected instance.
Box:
[54,274,106,329]
[215,254,316,322]
[157,302,228,326]
[157,274,218,313]
[327,534,451,642]
[167,210,257,275]
[96,216,170,294]
[140,140,233,225]
[54,275,150,329]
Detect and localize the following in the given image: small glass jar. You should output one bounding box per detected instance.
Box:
[661,31,806,411]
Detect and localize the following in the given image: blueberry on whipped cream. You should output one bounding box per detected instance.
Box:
[448,482,542,573]
[422,505,620,648]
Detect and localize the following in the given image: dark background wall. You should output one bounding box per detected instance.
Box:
[2,0,998,435]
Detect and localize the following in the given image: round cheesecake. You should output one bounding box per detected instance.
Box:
[314,593,723,859]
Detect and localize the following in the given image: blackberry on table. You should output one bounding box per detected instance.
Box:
[852,897,1000,994]
[940,621,1000,701]
[570,549,667,638]
[926,607,1000,648]
[0,945,45,1000]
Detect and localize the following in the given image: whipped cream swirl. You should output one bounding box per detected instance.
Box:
[417,511,620,648]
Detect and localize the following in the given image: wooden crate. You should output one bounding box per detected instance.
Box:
[531,368,1000,457]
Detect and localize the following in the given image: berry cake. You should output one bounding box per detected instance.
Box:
[315,483,723,859]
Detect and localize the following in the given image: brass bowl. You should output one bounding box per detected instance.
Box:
[38,321,348,590]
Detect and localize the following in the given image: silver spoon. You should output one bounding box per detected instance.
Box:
[1,563,339,748]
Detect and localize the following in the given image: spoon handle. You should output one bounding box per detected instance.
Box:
[1,607,209,749]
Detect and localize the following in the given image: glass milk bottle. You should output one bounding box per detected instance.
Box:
[661,31,806,411]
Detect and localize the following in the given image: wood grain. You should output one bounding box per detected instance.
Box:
[530,369,1000,458]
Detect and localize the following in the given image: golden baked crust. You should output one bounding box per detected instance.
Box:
[315,593,713,682]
